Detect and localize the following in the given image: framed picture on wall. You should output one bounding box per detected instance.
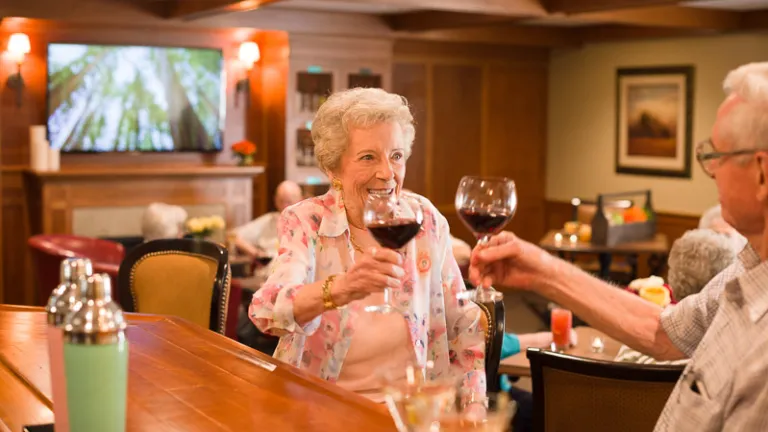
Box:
[615,65,694,178]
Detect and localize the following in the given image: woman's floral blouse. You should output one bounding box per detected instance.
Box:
[249,187,486,395]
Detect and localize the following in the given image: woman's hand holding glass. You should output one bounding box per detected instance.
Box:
[332,247,405,306]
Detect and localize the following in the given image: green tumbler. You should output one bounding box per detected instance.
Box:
[63,273,128,432]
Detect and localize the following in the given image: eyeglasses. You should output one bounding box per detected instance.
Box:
[695,138,761,178]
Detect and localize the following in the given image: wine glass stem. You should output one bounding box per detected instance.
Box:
[476,237,494,291]
[384,287,392,305]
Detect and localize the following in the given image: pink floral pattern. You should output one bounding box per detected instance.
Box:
[249,188,486,395]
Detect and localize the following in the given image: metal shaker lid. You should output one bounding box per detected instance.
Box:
[46,258,93,326]
[64,273,127,345]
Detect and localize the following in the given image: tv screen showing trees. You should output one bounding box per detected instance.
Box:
[47,43,225,152]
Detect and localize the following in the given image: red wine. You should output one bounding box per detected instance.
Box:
[367,220,422,249]
[458,208,512,236]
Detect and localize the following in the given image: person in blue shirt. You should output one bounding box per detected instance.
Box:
[499,330,577,432]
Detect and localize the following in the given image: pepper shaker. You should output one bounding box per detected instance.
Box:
[63,273,128,432]
[45,257,93,432]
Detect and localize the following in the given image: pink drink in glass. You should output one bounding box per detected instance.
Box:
[551,308,572,352]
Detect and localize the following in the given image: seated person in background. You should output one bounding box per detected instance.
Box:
[231,180,303,260]
[141,203,188,242]
[452,235,472,268]
[614,228,737,365]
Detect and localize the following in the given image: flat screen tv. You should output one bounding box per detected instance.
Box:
[47,43,225,153]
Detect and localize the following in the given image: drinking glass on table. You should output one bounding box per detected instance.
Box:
[380,361,461,432]
[431,392,517,432]
[381,360,517,432]
[455,176,517,303]
[550,308,573,352]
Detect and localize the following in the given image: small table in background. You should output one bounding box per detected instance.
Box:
[539,230,669,281]
[499,327,622,377]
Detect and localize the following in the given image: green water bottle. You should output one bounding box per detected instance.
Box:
[46,257,93,432]
[63,273,128,432]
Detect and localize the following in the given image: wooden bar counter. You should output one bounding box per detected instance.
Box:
[0,305,394,431]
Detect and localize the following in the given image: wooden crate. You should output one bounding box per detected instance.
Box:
[591,190,656,246]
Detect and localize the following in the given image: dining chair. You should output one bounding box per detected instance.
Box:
[527,348,684,432]
[118,239,231,334]
[473,295,505,392]
[28,234,125,305]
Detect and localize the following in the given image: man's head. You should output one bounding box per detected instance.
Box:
[703,63,768,237]
[274,180,303,212]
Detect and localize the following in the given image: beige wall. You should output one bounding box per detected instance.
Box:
[546,33,768,216]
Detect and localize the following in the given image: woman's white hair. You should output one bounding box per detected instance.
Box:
[667,229,736,301]
[141,203,188,242]
[720,62,768,151]
[311,87,416,174]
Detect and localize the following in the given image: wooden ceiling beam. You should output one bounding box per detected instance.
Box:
[546,0,684,14]
[385,11,518,32]
[298,0,548,17]
[395,24,579,48]
[166,0,286,20]
[573,5,742,31]
[741,9,768,30]
[577,24,714,43]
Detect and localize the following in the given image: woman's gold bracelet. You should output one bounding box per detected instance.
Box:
[322,274,339,310]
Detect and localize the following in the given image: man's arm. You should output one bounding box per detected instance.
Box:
[539,259,685,360]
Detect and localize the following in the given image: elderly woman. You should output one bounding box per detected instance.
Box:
[249,88,485,402]
[141,202,187,242]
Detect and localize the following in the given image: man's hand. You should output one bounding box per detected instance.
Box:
[469,232,558,290]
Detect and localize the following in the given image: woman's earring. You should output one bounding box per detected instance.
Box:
[332,178,343,191]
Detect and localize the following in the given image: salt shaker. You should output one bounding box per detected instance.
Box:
[45,257,93,432]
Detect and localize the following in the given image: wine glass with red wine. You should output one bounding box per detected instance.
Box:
[363,194,424,314]
[455,176,517,303]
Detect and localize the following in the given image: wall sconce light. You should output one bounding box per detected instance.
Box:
[6,33,31,108]
[235,41,260,107]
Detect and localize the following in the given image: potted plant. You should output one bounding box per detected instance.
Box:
[231,140,257,166]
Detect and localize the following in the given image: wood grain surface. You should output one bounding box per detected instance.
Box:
[0,305,394,431]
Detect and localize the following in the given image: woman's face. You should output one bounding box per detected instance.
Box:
[332,121,407,227]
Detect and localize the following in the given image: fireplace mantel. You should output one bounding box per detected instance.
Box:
[25,165,267,237]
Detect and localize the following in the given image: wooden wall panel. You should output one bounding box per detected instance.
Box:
[1,171,31,305]
[431,65,484,206]
[485,63,548,242]
[393,40,549,246]
[393,63,428,196]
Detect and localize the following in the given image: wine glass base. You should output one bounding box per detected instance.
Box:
[457,288,504,304]
[364,304,402,314]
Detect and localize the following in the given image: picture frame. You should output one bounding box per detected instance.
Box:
[615,66,694,178]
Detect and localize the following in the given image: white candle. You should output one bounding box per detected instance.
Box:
[29,126,49,171]
[569,234,578,245]
[48,146,60,171]
[554,232,563,246]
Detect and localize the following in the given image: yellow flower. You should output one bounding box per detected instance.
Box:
[186,218,204,233]
[211,216,226,230]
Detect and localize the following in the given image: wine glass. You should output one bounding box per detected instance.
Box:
[380,360,462,432]
[455,176,517,303]
[363,193,424,314]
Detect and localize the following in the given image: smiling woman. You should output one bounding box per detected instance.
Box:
[248,88,486,404]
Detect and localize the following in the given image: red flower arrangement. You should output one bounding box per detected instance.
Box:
[231,140,257,166]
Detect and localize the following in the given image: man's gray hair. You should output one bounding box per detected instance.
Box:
[667,229,736,301]
[721,62,768,151]
[141,203,188,242]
